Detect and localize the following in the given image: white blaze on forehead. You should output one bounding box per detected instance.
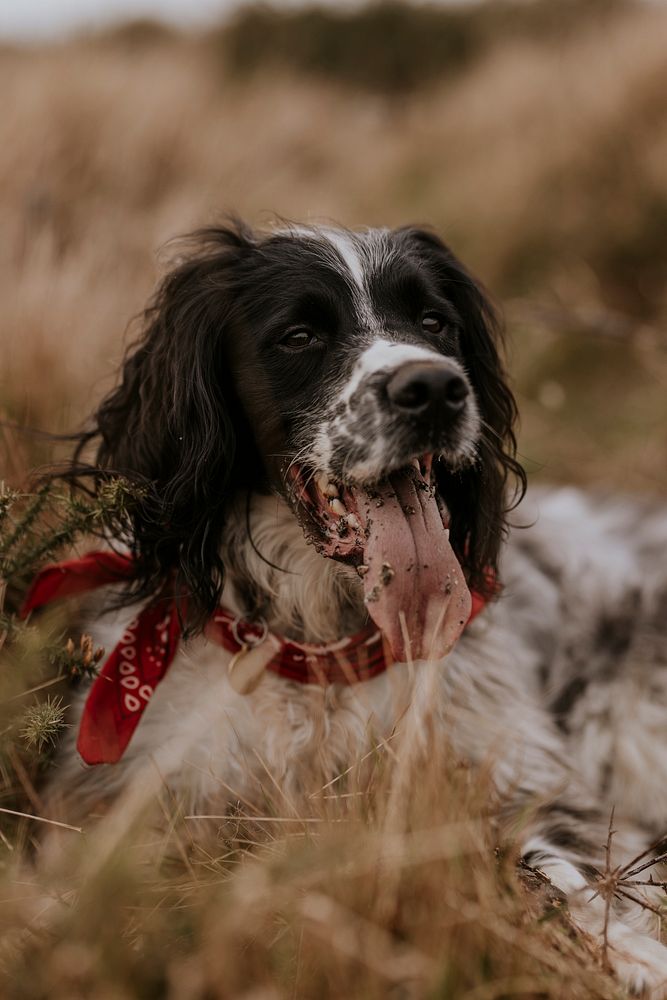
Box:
[319,228,392,333]
[277,224,395,333]
[320,229,367,292]
[277,224,370,293]
[340,338,449,404]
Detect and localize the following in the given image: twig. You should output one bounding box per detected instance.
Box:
[180,759,265,818]
[0,483,50,563]
[7,743,43,812]
[184,815,336,824]
[0,806,82,833]
[309,730,399,798]
[251,747,299,817]
[622,852,667,882]
[618,831,667,878]
[622,879,667,890]
[615,887,665,919]
[602,806,616,966]
[2,674,66,704]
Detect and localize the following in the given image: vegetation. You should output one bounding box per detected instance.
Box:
[1,1,666,995]
[0,489,622,997]
[222,0,629,95]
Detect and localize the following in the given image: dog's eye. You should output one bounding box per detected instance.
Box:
[280,327,319,350]
[422,312,445,335]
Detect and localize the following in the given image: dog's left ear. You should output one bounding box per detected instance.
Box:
[75,223,260,629]
[398,226,526,593]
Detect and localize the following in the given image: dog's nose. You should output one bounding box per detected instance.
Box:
[386,362,469,416]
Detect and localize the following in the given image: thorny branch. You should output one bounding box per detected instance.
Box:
[592,809,667,969]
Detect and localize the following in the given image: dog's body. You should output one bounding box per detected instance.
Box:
[48,222,667,993]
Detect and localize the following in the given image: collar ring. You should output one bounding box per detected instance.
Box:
[231,615,268,649]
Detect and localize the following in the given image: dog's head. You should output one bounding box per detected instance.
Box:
[79,221,524,658]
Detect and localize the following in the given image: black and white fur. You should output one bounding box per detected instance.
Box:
[50,221,667,994]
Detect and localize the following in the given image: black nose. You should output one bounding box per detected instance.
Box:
[386,362,469,417]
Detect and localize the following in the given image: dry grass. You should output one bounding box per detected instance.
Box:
[0,688,623,1000]
[1,4,667,996]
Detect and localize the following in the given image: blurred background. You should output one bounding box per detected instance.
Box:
[1,0,666,493]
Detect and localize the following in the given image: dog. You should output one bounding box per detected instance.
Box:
[35,220,667,994]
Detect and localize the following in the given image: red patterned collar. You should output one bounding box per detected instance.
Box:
[21,551,491,766]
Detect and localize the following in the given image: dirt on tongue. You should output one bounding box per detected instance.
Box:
[356,470,471,663]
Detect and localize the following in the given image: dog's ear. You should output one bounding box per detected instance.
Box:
[82,222,258,628]
[398,226,526,593]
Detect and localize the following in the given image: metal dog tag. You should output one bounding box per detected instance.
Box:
[227,641,274,695]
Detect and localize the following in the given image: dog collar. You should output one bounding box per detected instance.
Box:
[21,551,492,766]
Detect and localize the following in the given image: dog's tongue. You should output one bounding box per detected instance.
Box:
[356,470,471,663]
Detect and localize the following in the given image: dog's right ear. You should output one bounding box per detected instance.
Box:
[79,222,258,628]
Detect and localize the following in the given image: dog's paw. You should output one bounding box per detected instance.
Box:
[607,923,667,998]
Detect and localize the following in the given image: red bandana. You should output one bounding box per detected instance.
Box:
[20,552,492,766]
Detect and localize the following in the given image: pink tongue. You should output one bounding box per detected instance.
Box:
[357,471,471,663]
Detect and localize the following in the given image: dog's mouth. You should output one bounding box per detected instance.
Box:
[287,455,472,663]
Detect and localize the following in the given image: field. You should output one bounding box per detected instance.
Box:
[1,2,667,996]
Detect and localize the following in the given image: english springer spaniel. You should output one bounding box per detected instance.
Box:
[35,221,667,994]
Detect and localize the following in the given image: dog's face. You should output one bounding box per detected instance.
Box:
[220,225,487,657]
[85,221,523,654]
[224,226,479,488]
